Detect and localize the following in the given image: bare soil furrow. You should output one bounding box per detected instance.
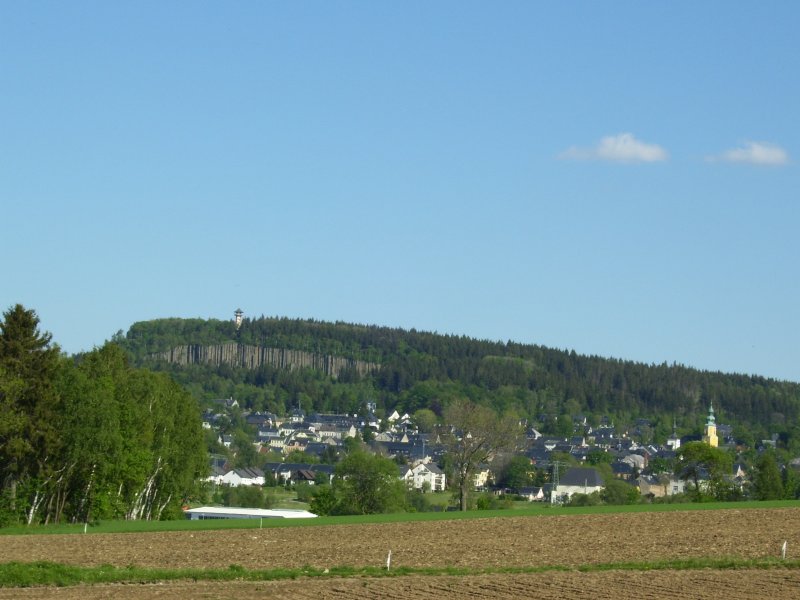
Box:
[2,570,800,599]
[2,508,800,598]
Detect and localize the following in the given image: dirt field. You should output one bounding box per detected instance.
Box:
[2,507,800,598]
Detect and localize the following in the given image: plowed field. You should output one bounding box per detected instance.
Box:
[2,507,800,598]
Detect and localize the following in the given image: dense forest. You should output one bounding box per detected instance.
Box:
[0,306,206,525]
[116,315,800,448]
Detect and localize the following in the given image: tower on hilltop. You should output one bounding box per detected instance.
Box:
[234,308,244,330]
[702,403,718,448]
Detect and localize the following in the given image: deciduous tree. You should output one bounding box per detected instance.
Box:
[751,450,783,500]
[332,450,405,514]
[499,455,534,490]
[675,441,732,501]
[440,399,523,511]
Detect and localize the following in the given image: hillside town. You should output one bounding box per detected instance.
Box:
[201,398,785,507]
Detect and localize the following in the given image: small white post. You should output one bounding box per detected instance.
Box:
[782,541,788,560]
[260,517,263,529]
[386,549,392,571]
[84,522,88,534]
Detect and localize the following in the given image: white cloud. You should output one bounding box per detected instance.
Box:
[709,141,789,166]
[559,133,668,163]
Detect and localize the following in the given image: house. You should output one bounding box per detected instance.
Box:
[473,465,492,490]
[570,435,588,448]
[621,453,646,471]
[279,422,303,437]
[524,446,551,466]
[294,469,318,484]
[528,428,543,440]
[283,437,310,455]
[205,464,227,485]
[553,467,605,503]
[204,454,229,485]
[246,412,274,428]
[516,486,545,502]
[316,424,342,440]
[666,432,682,450]
[611,461,636,481]
[257,427,281,444]
[211,397,239,410]
[219,467,265,487]
[304,441,339,460]
[637,474,685,498]
[372,440,431,464]
[399,462,446,492]
[262,462,335,485]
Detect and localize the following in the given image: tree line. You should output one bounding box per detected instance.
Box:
[118,316,800,449]
[0,305,206,525]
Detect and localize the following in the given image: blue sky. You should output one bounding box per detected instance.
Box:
[2,2,798,382]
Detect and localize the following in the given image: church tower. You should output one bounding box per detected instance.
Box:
[702,403,718,448]
[666,417,681,450]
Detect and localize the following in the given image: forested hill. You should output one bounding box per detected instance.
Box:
[116,316,800,443]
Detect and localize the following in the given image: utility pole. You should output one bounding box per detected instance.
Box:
[550,460,567,505]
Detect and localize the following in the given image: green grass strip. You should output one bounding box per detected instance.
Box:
[2,557,800,588]
[3,500,800,536]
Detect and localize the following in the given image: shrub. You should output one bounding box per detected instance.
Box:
[295,482,314,503]
[475,493,513,510]
[600,479,640,505]
[567,492,601,507]
[406,490,433,513]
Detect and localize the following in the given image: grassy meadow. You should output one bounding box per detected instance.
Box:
[2,498,798,536]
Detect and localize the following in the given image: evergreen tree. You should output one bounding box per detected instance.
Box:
[0,304,61,523]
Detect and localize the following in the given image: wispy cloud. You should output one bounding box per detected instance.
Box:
[708,141,789,166]
[559,133,668,163]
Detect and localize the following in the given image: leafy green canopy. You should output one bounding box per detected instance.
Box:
[1,305,206,525]
[675,442,734,501]
[310,449,406,516]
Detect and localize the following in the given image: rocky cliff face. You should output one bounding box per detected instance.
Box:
[150,343,378,379]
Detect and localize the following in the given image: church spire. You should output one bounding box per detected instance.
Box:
[706,402,715,426]
[702,402,718,447]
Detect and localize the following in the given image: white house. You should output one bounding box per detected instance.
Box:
[400,462,446,492]
[473,466,492,490]
[553,467,605,503]
[219,467,265,487]
[517,486,545,502]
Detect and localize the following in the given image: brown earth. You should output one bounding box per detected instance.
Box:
[2,570,800,600]
[2,508,800,598]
